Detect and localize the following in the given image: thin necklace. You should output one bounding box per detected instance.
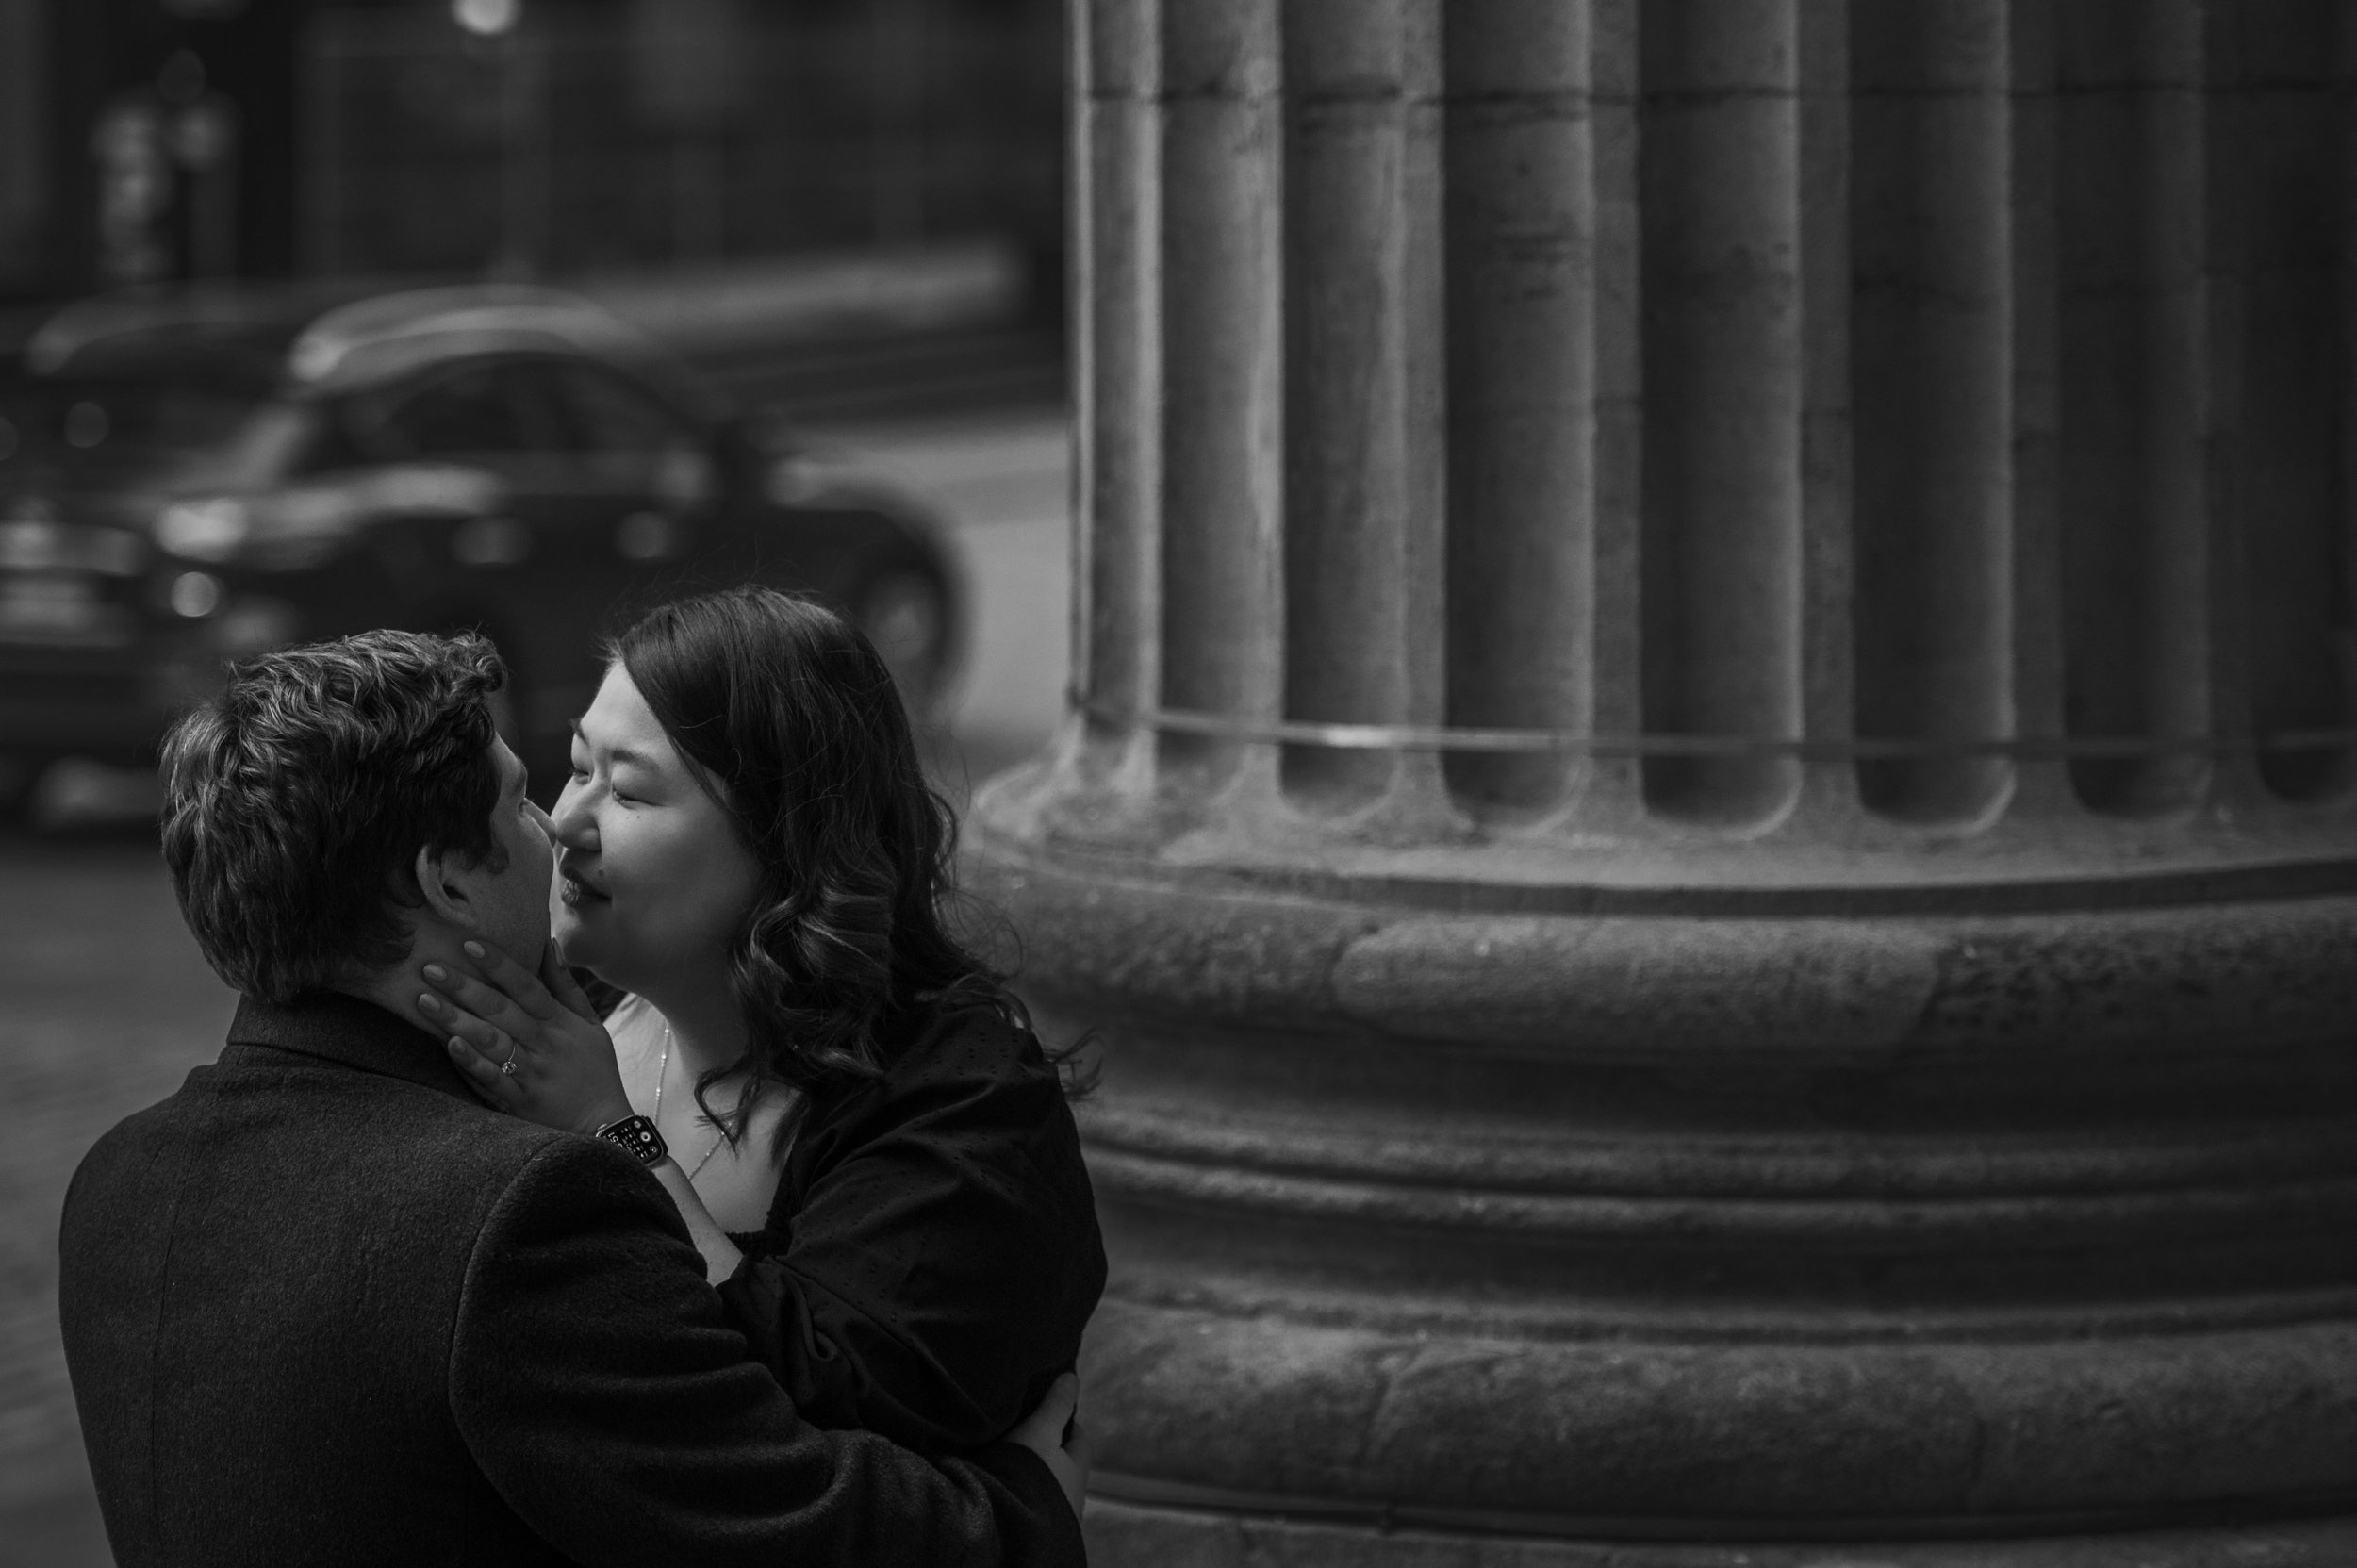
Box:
[653,1017,728,1180]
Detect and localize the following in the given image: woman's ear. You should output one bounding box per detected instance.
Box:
[412,844,483,933]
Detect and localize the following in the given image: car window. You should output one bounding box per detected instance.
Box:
[365,360,571,460]
[289,400,374,474]
[552,361,698,455]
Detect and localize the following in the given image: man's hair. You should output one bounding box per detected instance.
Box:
[160,629,511,1001]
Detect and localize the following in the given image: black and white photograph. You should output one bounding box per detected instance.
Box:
[5,2,2356,1565]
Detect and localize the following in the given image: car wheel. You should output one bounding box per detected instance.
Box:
[854,567,954,721]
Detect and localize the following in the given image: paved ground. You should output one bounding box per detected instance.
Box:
[0,833,231,1566]
[0,408,1069,1566]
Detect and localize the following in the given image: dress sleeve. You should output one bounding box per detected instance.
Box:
[716,1014,1107,1455]
[448,1134,1084,1568]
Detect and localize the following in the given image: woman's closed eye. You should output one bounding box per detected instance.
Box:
[567,754,632,802]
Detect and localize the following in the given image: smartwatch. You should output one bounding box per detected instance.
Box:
[594,1114,668,1166]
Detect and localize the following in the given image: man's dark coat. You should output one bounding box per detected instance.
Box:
[58,992,1082,1567]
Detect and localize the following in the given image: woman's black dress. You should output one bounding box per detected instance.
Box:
[714,1000,1106,1455]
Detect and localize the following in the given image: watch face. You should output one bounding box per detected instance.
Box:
[598,1114,668,1165]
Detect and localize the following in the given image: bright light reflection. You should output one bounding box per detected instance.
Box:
[453,0,519,36]
[170,571,223,619]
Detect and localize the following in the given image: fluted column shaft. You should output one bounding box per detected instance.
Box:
[981,2,2357,1562]
[1057,0,2354,859]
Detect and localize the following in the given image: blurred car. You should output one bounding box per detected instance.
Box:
[0,280,961,809]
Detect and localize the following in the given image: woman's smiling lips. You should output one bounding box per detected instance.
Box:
[556,865,610,906]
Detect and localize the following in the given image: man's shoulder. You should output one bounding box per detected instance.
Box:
[66,1045,590,1235]
[67,1088,181,1207]
[65,1053,242,1197]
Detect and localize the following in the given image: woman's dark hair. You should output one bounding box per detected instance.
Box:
[614,585,1064,1144]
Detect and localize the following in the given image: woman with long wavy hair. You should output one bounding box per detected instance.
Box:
[415,585,1103,1457]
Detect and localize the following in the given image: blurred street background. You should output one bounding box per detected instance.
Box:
[0,404,1070,1564]
[0,0,1073,1560]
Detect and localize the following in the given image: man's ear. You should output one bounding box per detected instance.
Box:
[412,844,485,933]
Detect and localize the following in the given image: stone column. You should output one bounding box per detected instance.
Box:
[969,2,2357,1562]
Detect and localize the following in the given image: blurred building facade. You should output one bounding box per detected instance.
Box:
[0,0,1063,306]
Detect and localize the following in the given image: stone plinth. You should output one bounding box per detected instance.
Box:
[969,1,2357,1560]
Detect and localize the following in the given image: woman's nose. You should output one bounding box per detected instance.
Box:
[548,786,598,850]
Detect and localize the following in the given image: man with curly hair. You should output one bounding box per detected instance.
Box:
[57,629,1087,1568]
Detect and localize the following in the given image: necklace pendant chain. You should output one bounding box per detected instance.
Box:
[653,1016,728,1181]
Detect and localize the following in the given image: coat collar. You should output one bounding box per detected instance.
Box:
[225,991,476,1102]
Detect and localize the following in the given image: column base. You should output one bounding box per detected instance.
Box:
[971,770,2357,1550]
[1085,1495,2357,1568]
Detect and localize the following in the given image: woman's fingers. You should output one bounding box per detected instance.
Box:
[419,989,506,1054]
[417,974,514,1039]
[1011,1371,1080,1444]
[423,948,626,1136]
[459,939,562,1022]
[1007,1373,1088,1523]
[444,1031,519,1111]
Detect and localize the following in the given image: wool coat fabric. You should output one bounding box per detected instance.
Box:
[715,1002,1106,1455]
[58,991,1084,1568]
